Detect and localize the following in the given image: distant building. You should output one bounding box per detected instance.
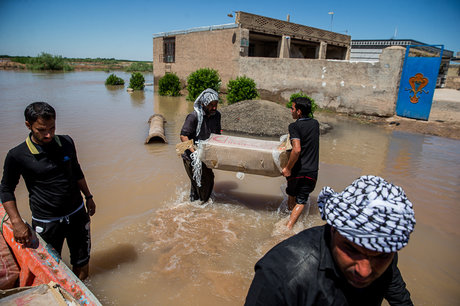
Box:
[153,11,351,87]
[351,39,454,87]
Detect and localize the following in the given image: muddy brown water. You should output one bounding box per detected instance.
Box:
[0,71,459,305]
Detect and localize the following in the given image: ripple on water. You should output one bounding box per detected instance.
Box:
[108,189,321,304]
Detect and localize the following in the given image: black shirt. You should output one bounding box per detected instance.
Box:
[288,118,319,177]
[0,135,84,219]
[180,110,221,142]
[180,110,221,159]
[245,225,413,306]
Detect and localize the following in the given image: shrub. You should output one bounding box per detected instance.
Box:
[11,56,32,64]
[126,62,153,72]
[226,76,259,104]
[286,92,318,118]
[186,68,221,101]
[26,52,74,71]
[129,72,145,90]
[105,74,125,85]
[158,73,181,96]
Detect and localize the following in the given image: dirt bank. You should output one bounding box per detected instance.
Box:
[220,89,460,140]
[371,88,460,140]
[335,113,460,140]
[0,58,134,71]
[220,100,331,137]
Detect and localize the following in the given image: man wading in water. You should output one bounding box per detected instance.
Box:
[282,97,319,229]
[180,88,221,202]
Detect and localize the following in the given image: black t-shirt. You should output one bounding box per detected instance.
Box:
[288,117,319,177]
[180,110,221,142]
[0,135,84,219]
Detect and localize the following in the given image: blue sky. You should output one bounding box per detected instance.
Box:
[0,0,458,61]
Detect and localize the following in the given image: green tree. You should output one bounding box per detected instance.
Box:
[105,74,125,85]
[226,76,259,104]
[186,68,221,101]
[26,52,74,71]
[287,92,318,118]
[126,62,153,72]
[129,72,145,90]
[158,73,181,96]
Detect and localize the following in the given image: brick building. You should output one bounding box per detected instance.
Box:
[153,11,351,88]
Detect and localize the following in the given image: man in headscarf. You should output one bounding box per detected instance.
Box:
[180,88,221,202]
[246,175,416,306]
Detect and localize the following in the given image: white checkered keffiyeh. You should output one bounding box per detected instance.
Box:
[193,88,219,137]
[317,175,416,253]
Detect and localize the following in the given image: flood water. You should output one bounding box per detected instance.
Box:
[0,70,459,305]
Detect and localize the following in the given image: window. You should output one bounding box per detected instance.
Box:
[163,37,175,63]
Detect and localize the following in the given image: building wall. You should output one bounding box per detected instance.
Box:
[350,49,382,62]
[238,47,405,116]
[445,76,460,89]
[153,28,241,89]
[446,64,460,90]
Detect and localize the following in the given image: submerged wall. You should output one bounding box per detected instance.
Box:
[239,46,405,116]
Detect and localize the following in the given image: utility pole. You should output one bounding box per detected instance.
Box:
[328,11,334,31]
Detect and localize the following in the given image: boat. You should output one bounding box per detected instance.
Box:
[0,205,101,305]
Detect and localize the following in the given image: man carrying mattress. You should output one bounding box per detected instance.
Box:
[282,97,319,229]
[180,88,221,202]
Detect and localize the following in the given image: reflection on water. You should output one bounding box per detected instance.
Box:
[130,90,146,106]
[0,71,459,304]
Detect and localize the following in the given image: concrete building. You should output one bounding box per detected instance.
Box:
[152,12,418,117]
[153,11,351,88]
[351,39,454,87]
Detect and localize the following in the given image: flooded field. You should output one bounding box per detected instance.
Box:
[0,70,459,305]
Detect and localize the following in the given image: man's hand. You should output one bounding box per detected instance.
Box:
[3,201,31,245]
[180,135,195,153]
[282,167,291,177]
[12,220,31,245]
[86,198,96,216]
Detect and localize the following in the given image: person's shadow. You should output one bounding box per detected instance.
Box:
[213,180,283,211]
[89,243,137,276]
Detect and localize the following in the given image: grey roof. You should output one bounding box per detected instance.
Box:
[351,39,453,58]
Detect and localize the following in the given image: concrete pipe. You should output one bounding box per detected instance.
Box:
[145,114,167,144]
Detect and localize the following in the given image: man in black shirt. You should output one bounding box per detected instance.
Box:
[180,88,221,202]
[245,175,416,306]
[0,102,96,280]
[282,97,319,229]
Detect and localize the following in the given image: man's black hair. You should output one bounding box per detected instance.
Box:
[292,97,312,118]
[24,102,56,123]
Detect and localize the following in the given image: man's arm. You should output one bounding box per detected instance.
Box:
[245,265,285,306]
[2,200,31,244]
[65,136,95,216]
[384,255,413,306]
[282,139,301,178]
[77,178,95,216]
[1,151,31,244]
